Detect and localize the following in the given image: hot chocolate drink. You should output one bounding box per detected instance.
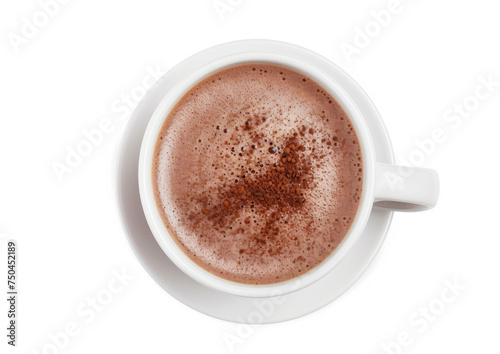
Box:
[152,63,363,285]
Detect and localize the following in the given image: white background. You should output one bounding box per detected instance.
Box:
[1,0,499,353]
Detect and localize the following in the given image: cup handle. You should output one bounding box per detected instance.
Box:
[373,162,439,212]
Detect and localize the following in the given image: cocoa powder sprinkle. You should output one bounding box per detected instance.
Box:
[200,134,313,246]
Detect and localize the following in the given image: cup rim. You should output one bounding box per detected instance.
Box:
[138,42,376,298]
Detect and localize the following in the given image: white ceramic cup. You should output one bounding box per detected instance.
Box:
[138,40,439,298]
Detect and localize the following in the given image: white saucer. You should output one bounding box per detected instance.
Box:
[116,40,395,324]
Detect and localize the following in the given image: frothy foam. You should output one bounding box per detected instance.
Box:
[152,63,363,285]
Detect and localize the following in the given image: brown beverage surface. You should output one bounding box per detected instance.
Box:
[152,63,363,285]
